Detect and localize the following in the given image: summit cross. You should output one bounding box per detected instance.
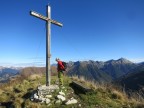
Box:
[30,5,63,86]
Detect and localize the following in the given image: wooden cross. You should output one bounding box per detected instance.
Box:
[30,5,63,86]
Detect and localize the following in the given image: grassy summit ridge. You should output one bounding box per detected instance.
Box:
[0,72,144,108]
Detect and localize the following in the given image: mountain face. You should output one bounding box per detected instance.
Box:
[67,58,137,82]
[115,62,144,91]
[67,61,111,82]
[101,58,136,80]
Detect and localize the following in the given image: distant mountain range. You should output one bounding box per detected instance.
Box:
[66,58,139,82]
[0,67,21,83]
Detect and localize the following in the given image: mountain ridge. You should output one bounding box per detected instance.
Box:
[67,58,138,82]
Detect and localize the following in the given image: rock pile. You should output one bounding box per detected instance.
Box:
[30,84,78,106]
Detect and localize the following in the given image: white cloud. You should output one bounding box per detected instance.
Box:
[0,61,45,67]
[129,58,144,63]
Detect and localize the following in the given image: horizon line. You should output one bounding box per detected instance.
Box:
[0,57,144,67]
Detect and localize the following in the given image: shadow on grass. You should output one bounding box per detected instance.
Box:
[0,101,13,108]
[69,81,93,95]
[69,82,85,94]
[22,90,37,99]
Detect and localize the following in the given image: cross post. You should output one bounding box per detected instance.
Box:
[30,5,63,86]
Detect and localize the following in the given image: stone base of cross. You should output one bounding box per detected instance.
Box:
[37,85,59,96]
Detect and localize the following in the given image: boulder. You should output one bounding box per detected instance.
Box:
[59,91,65,96]
[57,95,66,101]
[45,95,52,98]
[55,100,61,104]
[34,93,38,99]
[65,98,78,105]
[45,98,51,104]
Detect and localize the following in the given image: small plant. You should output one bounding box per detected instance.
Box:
[111,90,125,100]
[0,93,10,102]
[12,98,23,108]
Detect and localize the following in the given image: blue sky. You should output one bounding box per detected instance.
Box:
[0,0,144,67]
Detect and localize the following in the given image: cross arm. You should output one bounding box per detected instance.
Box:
[50,19,63,27]
[30,11,48,21]
[30,11,63,27]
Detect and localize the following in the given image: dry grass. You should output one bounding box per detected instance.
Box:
[23,99,42,108]
[0,88,4,95]
[1,73,144,108]
[111,89,127,101]
[12,98,24,108]
[129,91,144,104]
[71,75,144,106]
[71,75,106,90]
[28,74,42,81]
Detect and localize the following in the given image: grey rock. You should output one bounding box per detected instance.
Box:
[45,95,52,98]
[55,100,61,104]
[59,91,65,96]
[34,93,38,99]
[45,98,51,104]
[65,98,78,105]
[57,95,66,101]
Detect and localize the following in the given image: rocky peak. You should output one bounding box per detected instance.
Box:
[117,58,133,64]
[105,58,133,65]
